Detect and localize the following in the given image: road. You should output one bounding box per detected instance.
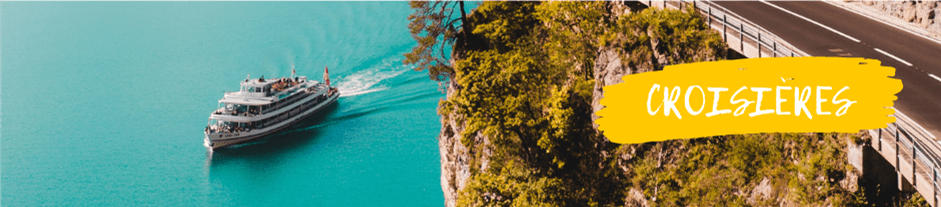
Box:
[714,1,941,139]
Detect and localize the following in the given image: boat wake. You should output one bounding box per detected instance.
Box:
[334,57,413,97]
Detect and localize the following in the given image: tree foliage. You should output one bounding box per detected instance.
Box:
[534,2,610,78]
[622,133,869,206]
[467,2,539,53]
[406,1,910,206]
[435,2,615,206]
[609,7,726,72]
[458,162,567,207]
[404,1,472,81]
[433,2,730,206]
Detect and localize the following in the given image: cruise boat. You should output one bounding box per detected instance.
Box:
[204,67,339,149]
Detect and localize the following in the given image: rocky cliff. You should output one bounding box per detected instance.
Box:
[438,79,492,207]
[437,2,727,206]
[841,1,941,38]
[438,80,470,207]
[434,1,881,206]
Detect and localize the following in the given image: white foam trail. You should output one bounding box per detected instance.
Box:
[203,137,213,150]
[340,87,387,97]
[334,57,413,97]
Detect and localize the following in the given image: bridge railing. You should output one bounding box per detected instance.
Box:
[878,109,941,206]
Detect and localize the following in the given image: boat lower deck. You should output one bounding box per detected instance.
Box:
[207,90,340,149]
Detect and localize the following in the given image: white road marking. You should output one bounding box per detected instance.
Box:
[893,107,938,139]
[930,74,941,83]
[874,48,913,66]
[822,1,941,47]
[759,0,861,42]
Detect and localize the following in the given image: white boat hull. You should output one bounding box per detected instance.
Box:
[205,91,339,149]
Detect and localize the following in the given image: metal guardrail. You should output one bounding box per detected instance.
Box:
[693,1,810,58]
[639,1,940,206]
[879,109,941,206]
[879,120,941,206]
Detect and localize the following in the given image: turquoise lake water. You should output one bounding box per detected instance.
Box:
[2,2,445,206]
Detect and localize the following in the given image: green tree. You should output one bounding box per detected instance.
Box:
[609,8,726,71]
[404,1,474,81]
[458,162,567,207]
[534,2,610,78]
[466,2,539,52]
[441,2,619,206]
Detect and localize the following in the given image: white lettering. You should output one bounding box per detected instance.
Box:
[748,87,774,117]
[775,86,792,115]
[705,87,732,117]
[833,86,856,116]
[794,86,812,119]
[731,86,753,116]
[647,84,662,115]
[685,85,705,115]
[663,86,682,119]
[816,86,832,115]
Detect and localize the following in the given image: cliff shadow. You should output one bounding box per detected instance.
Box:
[858,145,909,206]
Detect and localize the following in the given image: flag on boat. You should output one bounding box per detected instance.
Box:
[324,66,330,86]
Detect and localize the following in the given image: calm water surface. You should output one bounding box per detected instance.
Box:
[2,2,444,206]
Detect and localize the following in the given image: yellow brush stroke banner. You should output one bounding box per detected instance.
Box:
[596,57,902,144]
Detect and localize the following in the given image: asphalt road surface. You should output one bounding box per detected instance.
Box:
[715,1,941,139]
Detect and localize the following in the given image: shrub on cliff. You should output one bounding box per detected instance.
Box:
[621,133,868,206]
[605,7,726,72]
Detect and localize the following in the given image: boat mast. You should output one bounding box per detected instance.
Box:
[324,66,330,86]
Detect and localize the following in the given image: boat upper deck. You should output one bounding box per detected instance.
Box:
[219,76,315,106]
[210,75,333,122]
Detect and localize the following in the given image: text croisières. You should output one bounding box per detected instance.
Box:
[646,84,857,119]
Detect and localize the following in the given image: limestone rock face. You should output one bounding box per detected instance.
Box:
[851,1,941,37]
[591,47,628,126]
[438,80,471,207]
[438,79,492,207]
[438,115,469,207]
